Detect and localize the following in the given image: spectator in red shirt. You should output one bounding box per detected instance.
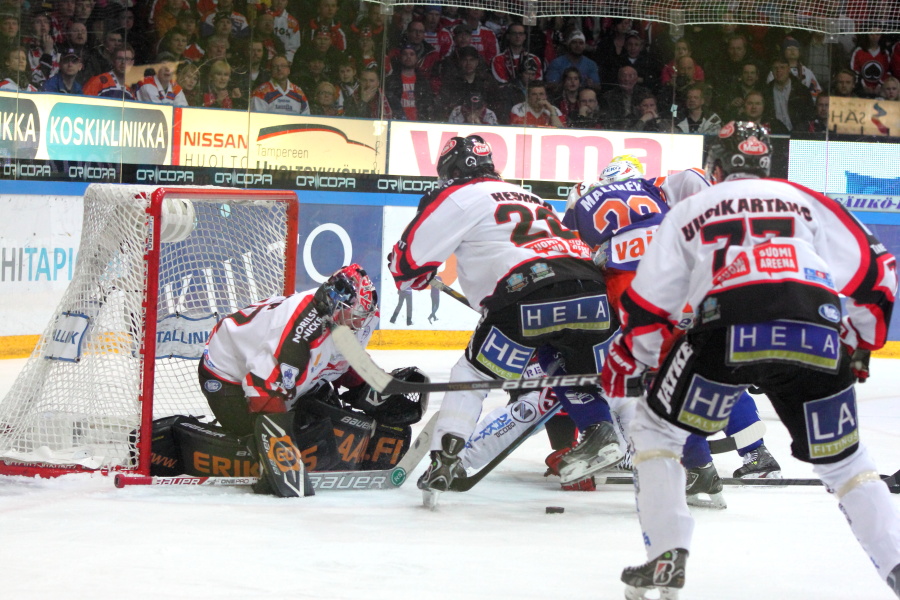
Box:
[422,5,452,58]
[509,80,565,127]
[660,38,705,87]
[385,44,435,121]
[491,22,542,83]
[851,33,889,97]
[460,8,499,65]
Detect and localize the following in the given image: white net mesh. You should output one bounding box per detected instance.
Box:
[0,185,294,473]
[387,1,899,33]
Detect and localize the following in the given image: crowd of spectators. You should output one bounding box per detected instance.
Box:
[0,0,898,134]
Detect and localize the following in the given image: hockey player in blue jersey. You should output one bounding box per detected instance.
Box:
[560,155,782,507]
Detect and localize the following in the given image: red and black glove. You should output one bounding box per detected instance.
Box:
[601,338,647,399]
[849,348,871,383]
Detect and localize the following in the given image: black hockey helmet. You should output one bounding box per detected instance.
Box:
[705,121,772,183]
[314,264,378,330]
[435,134,496,182]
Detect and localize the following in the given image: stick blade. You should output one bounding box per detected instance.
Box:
[330,324,394,393]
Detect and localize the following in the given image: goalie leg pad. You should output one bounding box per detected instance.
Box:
[150,415,202,476]
[299,398,377,470]
[360,423,412,470]
[254,413,314,498]
[173,420,259,478]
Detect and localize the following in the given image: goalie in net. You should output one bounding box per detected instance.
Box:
[165,264,430,495]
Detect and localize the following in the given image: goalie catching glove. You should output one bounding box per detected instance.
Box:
[343,366,430,426]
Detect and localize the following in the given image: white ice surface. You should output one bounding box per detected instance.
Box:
[1,351,899,599]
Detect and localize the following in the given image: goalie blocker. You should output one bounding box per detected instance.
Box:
[149,367,430,495]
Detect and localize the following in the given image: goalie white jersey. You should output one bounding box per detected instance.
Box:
[619,177,897,369]
[202,289,376,407]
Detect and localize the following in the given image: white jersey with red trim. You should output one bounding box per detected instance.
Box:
[618,177,896,369]
[202,289,376,406]
[388,176,597,310]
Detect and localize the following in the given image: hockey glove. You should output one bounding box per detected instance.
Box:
[849,348,871,383]
[601,338,647,399]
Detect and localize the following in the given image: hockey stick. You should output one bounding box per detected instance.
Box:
[429,278,474,310]
[599,468,900,493]
[331,324,601,394]
[449,401,563,492]
[114,412,437,491]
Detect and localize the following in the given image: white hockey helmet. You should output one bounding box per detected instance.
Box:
[597,154,645,187]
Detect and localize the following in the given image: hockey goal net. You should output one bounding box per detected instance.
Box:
[0,185,298,477]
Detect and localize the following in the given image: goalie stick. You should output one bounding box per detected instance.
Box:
[114,412,437,491]
[331,324,601,394]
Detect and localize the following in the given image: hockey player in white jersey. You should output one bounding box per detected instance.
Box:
[560,156,782,506]
[388,135,624,504]
[601,122,900,599]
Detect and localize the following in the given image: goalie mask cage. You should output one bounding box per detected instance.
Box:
[0,185,298,478]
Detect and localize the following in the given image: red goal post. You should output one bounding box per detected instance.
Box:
[0,185,298,478]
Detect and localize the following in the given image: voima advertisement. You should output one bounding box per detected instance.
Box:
[0,91,171,164]
[387,122,705,181]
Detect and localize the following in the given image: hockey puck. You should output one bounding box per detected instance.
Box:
[545,506,565,514]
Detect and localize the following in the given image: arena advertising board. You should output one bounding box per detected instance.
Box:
[829,97,900,136]
[0,195,82,336]
[172,107,388,174]
[0,91,171,164]
[788,138,900,194]
[386,122,705,181]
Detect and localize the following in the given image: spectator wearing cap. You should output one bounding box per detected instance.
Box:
[568,86,607,129]
[491,22,543,84]
[460,8,499,65]
[385,43,436,121]
[546,30,599,86]
[615,30,660,92]
[350,25,379,72]
[267,0,300,63]
[135,60,187,105]
[509,80,565,127]
[23,9,59,89]
[435,44,499,118]
[292,27,341,81]
[307,0,347,53]
[422,6,452,59]
[767,36,821,98]
[497,53,540,123]
[447,91,498,124]
[764,55,814,131]
[43,47,83,93]
[200,0,249,39]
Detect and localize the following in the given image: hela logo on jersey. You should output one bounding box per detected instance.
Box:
[739,135,768,155]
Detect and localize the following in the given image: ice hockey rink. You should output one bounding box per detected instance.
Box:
[1,350,899,600]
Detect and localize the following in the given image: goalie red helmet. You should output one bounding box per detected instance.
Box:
[315,264,378,330]
[436,135,497,183]
[706,121,772,183]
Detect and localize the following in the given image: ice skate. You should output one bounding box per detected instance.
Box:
[544,448,596,491]
[733,443,782,479]
[418,433,465,509]
[686,462,727,509]
[622,548,688,600]
[887,563,900,598]
[557,421,624,484]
